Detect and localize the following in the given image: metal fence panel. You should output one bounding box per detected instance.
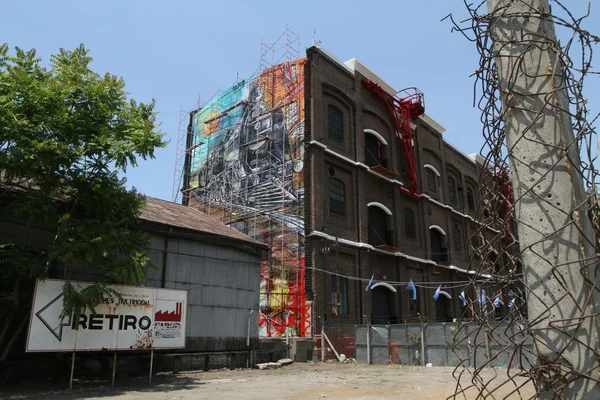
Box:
[445,324,460,347]
[372,345,390,365]
[370,325,388,345]
[407,346,421,365]
[389,325,407,345]
[425,324,446,346]
[448,345,468,367]
[353,322,528,368]
[473,346,492,369]
[370,325,389,365]
[427,345,448,366]
[491,346,512,368]
[355,325,368,345]
[355,345,368,363]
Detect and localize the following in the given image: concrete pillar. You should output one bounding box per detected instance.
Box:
[486,0,600,397]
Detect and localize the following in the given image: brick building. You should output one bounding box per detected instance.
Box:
[304,47,503,328]
[181,44,511,337]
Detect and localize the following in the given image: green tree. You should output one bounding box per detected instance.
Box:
[0,44,166,361]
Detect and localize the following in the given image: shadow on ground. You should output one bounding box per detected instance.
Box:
[1,373,204,399]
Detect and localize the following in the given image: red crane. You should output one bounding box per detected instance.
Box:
[362,79,425,198]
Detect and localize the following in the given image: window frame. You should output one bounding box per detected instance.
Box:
[448,177,458,205]
[427,169,437,193]
[327,104,344,143]
[364,129,389,168]
[453,225,463,253]
[329,178,346,217]
[404,207,417,239]
[330,275,349,316]
[368,205,392,247]
[467,188,475,211]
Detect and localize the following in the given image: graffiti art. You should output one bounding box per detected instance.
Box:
[189,59,309,337]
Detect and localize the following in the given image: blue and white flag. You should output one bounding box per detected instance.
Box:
[508,297,516,309]
[493,297,504,309]
[478,290,487,306]
[365,273,375,291]
[407,279,417,300]
[433,285,442,301]
[459,291,467,308]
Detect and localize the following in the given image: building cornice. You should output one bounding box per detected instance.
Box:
[307,230,492,279]
[309,139,501,233]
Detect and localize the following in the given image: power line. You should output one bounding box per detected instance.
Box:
[2,231,523,289]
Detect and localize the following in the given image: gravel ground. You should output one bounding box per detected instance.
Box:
[0,363,535,400]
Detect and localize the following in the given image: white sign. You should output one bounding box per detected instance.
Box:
[26,279,188,352]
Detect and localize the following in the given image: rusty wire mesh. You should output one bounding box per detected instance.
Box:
[444,0,600,398]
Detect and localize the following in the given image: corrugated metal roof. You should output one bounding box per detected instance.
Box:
[140,197,266,247]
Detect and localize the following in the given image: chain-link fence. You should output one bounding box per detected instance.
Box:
[443,1,600,397]
[352,322,533,368]
[316,322,356,361]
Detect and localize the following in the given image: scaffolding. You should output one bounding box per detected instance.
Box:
[173,28,309,337]
[173,91,212,205]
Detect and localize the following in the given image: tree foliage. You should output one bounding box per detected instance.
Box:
[0,43,166,355]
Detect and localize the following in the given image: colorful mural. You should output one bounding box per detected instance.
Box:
[189,58,309,337]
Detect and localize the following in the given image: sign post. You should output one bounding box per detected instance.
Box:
[149,350,154,385]
[26,279,188,352]
[26,279,188,388]
[69,351,75,390]
[112,352,117,387]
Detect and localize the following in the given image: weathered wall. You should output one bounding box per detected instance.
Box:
[305,46,506,330]
[144,234,261,351]
[187,59,309,338]
[0,214,262,353]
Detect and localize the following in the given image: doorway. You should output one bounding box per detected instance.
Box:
[371,286,395,324]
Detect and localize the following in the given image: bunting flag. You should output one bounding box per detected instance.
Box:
[493,297,504,309]
[478,290,487,306]
[407,279,417,300]
[433,285,442,301]
[508,297,516,309]
[459,291,467,308]
[365,273,375,292]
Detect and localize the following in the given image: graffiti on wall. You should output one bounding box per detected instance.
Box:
[189,58,309,337]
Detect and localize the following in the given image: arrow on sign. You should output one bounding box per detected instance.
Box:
[35,292,72,341]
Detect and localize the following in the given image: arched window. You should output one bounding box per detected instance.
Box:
[429,226,447,263]
[364,129,388,168]
[467,188,475,211]
[329,178,346,216]
[448,177,458,204]
[327,105,344,142]
[427,169,437,192]
[404,208,416,239]
[453,226,463,253]
[368,205,392,247]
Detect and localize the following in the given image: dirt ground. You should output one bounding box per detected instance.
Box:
[0,362,535,400]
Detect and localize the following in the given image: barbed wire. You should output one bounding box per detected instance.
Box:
[444,0,600,398]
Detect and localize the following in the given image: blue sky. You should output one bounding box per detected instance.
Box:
[3,0,599,201]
